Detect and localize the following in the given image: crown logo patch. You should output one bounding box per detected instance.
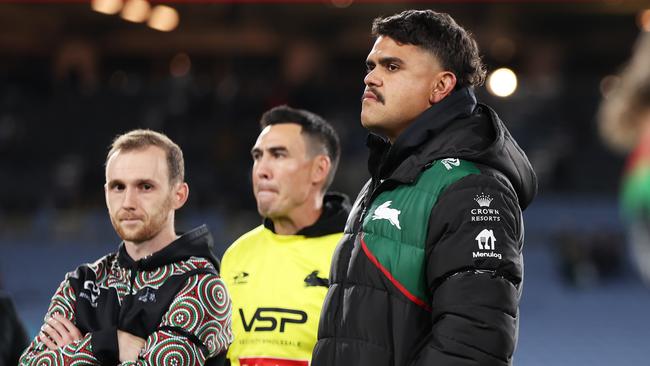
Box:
[474,193,493,208]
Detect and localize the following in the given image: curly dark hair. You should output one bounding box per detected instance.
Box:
[372,9,486,89]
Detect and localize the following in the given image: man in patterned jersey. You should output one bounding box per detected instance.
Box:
[20,129,233,365]
[221,105,349,366]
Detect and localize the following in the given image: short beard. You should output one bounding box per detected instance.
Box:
[112,196,174,244]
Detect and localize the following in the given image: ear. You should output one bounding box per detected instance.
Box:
[429,71,457,104]
[171,182,189,210]
[310,155,331,188]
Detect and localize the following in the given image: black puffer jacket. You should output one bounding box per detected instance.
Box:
[312,88,536,366]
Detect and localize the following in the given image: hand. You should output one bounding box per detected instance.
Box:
[39,313,82,350]
[118,330,146,362]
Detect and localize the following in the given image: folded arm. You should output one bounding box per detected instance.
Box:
[119,273,233,366]
[19,278,101,366]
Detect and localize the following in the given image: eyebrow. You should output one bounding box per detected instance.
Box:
[106,178,157,187]
[251,146,289,155]
[366,56,404,68]
[135,179,157,186]
[106,179,122,188]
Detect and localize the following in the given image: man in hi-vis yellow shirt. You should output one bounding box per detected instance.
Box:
[221,105,349,366]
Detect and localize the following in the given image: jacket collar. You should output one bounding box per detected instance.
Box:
[365,87,538,210]
[263,192,351,237]
[116,224,219,271]
[368,87,478,182]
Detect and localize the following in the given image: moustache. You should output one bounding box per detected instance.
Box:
[362,88,385,104]
[117,212,144,221]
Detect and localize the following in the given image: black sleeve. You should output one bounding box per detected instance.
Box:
[204,352,228,366]
[412,173,523,366]
[0,294,30,365]
[91,326,119,365]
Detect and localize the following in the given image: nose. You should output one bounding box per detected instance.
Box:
[122,187,137,210]
[364,68,381,88]
[253,157,272,181]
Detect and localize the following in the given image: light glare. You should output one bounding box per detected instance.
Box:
[91,0,123,15]
[148,5,179,32]
[487,68,518,98]
[121,0,151,23]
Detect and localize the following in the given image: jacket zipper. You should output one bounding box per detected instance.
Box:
[129,262,139,295]
[358,178,392,226]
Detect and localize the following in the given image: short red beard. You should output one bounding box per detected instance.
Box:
[111,195,174,244]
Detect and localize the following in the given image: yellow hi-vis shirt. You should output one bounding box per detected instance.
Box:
[221,225,342,366]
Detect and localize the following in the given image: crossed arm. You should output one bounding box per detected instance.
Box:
[40,314,144,362]
[19,273,232,365]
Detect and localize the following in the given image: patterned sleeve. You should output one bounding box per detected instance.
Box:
[19,278,100,366]
[121,273,233,366]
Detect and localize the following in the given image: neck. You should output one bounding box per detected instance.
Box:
[271,193,324,235]
[124,222,178,261]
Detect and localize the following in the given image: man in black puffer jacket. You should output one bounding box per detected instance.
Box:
[312,9,537,366]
